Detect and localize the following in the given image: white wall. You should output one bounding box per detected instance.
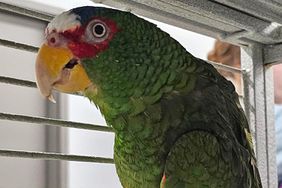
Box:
[0,10,47,188]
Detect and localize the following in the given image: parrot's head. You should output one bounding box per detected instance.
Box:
[36,6,126,102]
[36,6,185,117]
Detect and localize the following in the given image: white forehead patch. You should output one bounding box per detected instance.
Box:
[47,10,81,33]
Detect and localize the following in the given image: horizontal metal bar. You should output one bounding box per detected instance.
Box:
[0,76,84,97]
[1,68,244,99]
[0,112,114,133]
[0,38,39,53]
[214,0,282,26]
[220,30,249,42]
[96,0,282,44]
[0,75,87,105]
[264,43,282,64]
[96,0,227,40]
[0,2,53,22]
[0,76,37,88]
[208,61,244,99]
[208,61,243,74]
[259,0,282,7]
[0,149,114,164]
[166,0,268,31]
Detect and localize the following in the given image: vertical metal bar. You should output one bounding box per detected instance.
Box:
[241,45,277,188]
[264,66,277,188]
[57,95,69,188]
[45,93,68,188]
[241,69,255,135]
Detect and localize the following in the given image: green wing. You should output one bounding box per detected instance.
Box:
[162,58,262,188]
[163,131,249,188]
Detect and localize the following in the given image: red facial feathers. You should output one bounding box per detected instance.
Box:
[61,17,119,59]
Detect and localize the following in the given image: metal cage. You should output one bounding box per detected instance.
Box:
[0,1,281,188]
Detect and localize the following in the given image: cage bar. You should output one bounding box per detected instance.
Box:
[241,45,276,188]
[0,112,113,132]
[0,149,114,164]
[0,38,39,53]
[0,76,37,88]
[0,2,53,22]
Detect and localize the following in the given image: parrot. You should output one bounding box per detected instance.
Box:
[35,6,262,188]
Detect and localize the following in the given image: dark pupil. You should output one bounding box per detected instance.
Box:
[94,24,104,36]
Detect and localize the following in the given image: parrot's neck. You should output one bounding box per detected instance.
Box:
[84,82,173,184]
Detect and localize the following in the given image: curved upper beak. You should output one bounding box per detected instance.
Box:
[35,43,91,102]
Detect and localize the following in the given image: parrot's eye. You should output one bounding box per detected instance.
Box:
[85,20,109,43]
[93,23,106,38]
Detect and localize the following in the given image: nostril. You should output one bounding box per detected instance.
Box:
[47,32,62,46]
[50,37,56,44]
[64,58,78,69]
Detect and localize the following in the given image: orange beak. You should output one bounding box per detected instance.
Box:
[35,43,91,102]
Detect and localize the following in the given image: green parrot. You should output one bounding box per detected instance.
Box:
[35,6,262,188]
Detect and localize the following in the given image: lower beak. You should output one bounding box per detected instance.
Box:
[35,44,91,102]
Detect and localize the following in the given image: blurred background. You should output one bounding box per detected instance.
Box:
[0,0,280,188]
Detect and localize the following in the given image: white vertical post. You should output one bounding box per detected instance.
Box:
[45,93,69,188]
[241,45,277,188]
